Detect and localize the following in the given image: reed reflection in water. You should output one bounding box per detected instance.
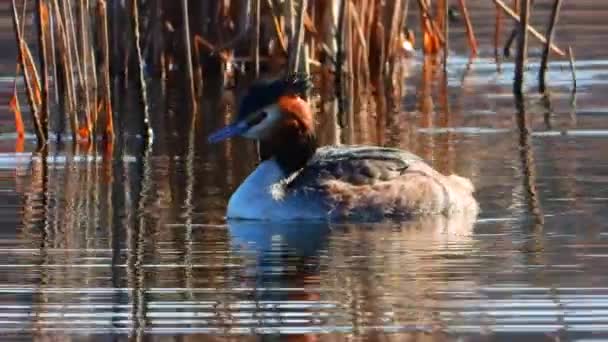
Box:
[5,149,480,338]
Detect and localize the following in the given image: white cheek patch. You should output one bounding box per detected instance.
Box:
[242,104,283,139]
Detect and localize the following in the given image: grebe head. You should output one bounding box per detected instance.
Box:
[208,73,314,144]
[208,73,317,174]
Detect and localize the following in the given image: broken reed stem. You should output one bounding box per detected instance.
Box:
[568,46,577,95]
[181,0,197,114]
[97,0,113,140]
[538,0,563,94]
[458,0,478,57]
[493,0,565,57]
[513,0,530,97]
[36,0,50,140]
[11,0,46,147]
[289,0,308,73]
[131,0,153,141]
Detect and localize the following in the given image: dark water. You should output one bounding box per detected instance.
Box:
[2,2,608,341]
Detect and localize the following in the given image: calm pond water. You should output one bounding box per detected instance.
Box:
[2,2,608,341]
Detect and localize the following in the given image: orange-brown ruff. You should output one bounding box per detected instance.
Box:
[208,75,479,221]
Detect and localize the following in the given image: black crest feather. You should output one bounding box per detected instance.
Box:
[237,73,313,120]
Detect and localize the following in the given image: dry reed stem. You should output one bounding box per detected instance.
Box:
[288,0,308,73]
[514,0,530,97]
[22,43,42,106]
[336,0,347,133]
[252,0,260,76]
[37,0,50,138]
[78,0,92,139]
[265,0,288,53]
[10,68,25,138]
[538,0,563,93]
[181,0,197,114]
[568,46,577,95]
[493,0,565,57]
[90,45,98,138]
[416,0,445,46]
[97,0,113,140]
[286,0,295,40]
[52,0,79,141]
[441,0,449,67]
[345,0,354,142]
[131,0,153,141]
[11,0,46,146]
[494,2,503,56]
[64,0,84,87]
[457,0,478,57]
[386,0,402,65]
[48,4,60,106]
[215,0,251,52]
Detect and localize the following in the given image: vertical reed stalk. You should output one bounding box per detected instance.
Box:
[181,0,197,114]
[131,0,153,141]
[538,0,563,94]
[11,0,46,147]
[443,0,449,68]
[10,71,25,138]
[78,0,92,138]
[52,0,79,141]
[36,0,50,140]
[345,0,354,142]
[386,0,402,66]
[289,0,308,73]
[49,5,60,106]
[97,0,113,140]
[494,2,503,58]
[90,48,98,138]
[513,0,530,97]
[568,46,577,95]
[493,0,565,56]
[336,0,347,136]
[64,0,84,96]
[252,0,261,77]
[286,0,295,41]
[458,0,478,57]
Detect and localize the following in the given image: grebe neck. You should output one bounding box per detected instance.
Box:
[260,131,317,176]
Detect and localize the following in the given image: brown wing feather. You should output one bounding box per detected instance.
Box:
[286,145,422,190]
[284,145,477,221]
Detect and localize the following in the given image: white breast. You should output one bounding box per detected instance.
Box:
[226,159,326,220]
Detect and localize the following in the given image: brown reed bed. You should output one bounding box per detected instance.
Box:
[9,0,575,150]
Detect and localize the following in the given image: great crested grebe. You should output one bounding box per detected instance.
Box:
[208,74,478,221]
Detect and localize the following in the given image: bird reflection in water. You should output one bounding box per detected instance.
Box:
[226,210,477,340]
